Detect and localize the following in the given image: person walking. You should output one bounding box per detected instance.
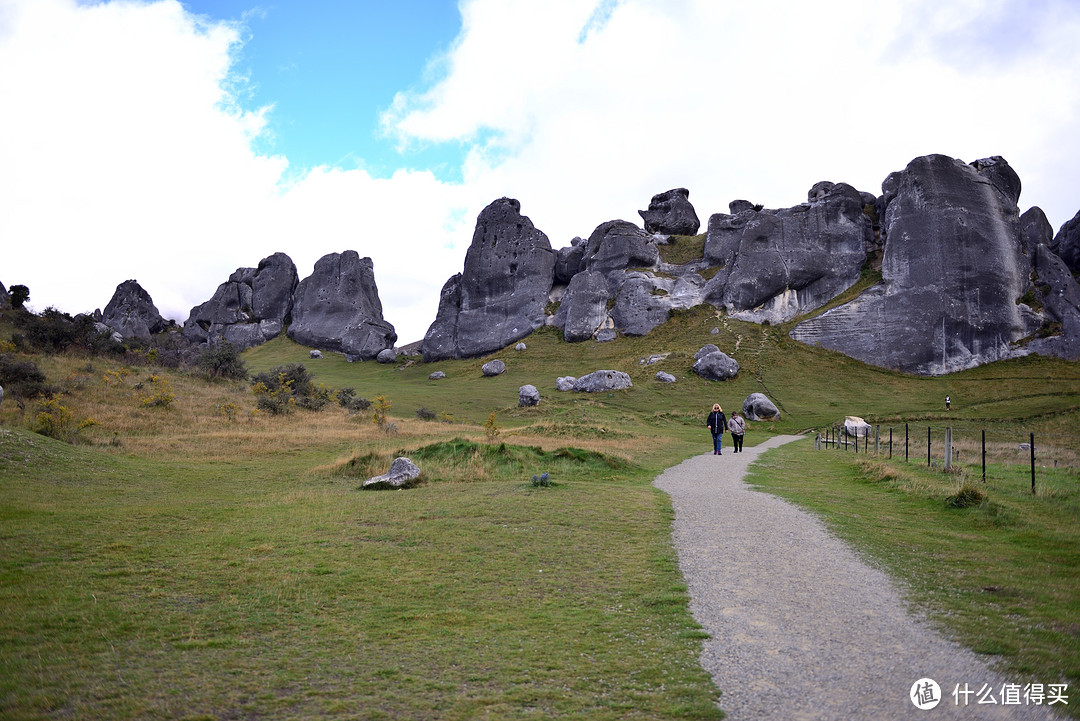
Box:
[707,404,727,455]
[728,410,746,452]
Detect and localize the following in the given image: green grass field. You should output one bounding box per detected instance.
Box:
[2,304,1078,719]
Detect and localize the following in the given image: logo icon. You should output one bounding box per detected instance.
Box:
[911,678,942,710]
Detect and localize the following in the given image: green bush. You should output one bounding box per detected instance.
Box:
[0,354,54,402]
[197,342,248,380]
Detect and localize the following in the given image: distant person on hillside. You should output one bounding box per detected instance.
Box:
[707,403,727,455]
[946,395,951,410]
[728,411,746,453]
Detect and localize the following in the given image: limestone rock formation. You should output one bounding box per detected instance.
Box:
[101,279,168,341]
[429,371,446,380]
[610,277,672,337]
[692,350,739,381]
[555,239,586,284]
[183,252,298,350]
[703,182,872,324]
[638,188,700,236]
[363,457,422,490]
[790,154,1041,375]
[553,270,611,342]
[573,370,632,392]
[556,376,577,391]
[743,392,780,421]
[288,251,396,361]
[656,371,677,383]
[519,384,540,407]
[1051,208,1080,272]
[376,348,397,364]
[580,220,659,294]
[422,198,555,361]
[482,359,506,376]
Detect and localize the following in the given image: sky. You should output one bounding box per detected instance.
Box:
[2,0,1080,344]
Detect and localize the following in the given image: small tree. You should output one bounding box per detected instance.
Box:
[483,412,500,441]
[372,395,392,432]
[198,342,248,380]
[9,285,29,310]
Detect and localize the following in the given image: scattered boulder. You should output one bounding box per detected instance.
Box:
[556,376,577,391]
[428,371,446,380]
[101,279,168,341]
[638,188,700,236]
[362,457,422,490]
[693,350,739,381]
[743,392,780,421]
[421,198,555,361]
[694,344,720,359]
[376,348,397,364]
[791,155,1037,375]
[519,384,540,407]
[573,370,632,393]
[515,342,527,351]
[309,350,322,359]
[288,251,396,361]
[182,252,298,349]
[595,328,618,343]
[844,416,872,438]
[656,371,677,383]
[482,359,506,376]
[640,353,669,365]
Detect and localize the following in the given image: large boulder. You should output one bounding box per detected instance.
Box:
[554,239,586,284]
[580,220,659,294]
[743,392,780,421]
[1025,243,1080,360]
[362,457,422,490]
[288,251,396,361]
[638,188,700,236]
[519,384,540,407]
[843,416,872,438]
[573,370,632,392]
[422,198,555,361]
[703,182,872,324]
[482,359,506,376]
[101,279,168,341]
[790,154,1039,375]
[183,252,298,349]
[1050,208,1080,273]
[692,350,740,381]
[1019,207,1054,256]
[610,277,671,337]
[552,270,609,342]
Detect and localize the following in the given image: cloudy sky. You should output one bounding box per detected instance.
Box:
[3,0,1079,343]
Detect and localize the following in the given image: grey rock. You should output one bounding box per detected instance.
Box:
[844,416,872,438]
[422,198,555,362]
[555,376,577,391]
[573,370,633,392]
[101,279,168,341]
[656,371,677,383]
[638,188,700,236]
[743,392,780,421]
[807,181,835,202]
[553,270,610,342]
[641,353,669,365]
[595,328,618,343]
[693,350,740,381]
[711,327,720,335]
[428,371,446,380]
[1051,208,1080,272]
[376,348,398,364]
[309,350,323,359]
[519,384,540,407]
[1025,244,1080,360]
[0,282,9,309]
[515,342,527,351]
[704,182,871,324]
[581,220,659,294]
[482,359,506,377]
[289,251,396,361]
[729,199,757,214]
[555,240,586,284]
[610,277,671,336]
[694,344,720,360]
[362,457,422,490]
[791,154,1036,375]
[183,252,298,349]
[1019,207,1053,256]
[971,155,1022,206]
[0,384,4,409]
[94,322,124,344]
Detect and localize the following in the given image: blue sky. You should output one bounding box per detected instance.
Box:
[3,0,1080,344]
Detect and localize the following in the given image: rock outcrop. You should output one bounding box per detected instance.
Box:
[790,154,1042,375]
[101,279,168,341]
[288,251,396,361]
[573,370,632,392]
[580,220,659,294]
[638,188,700,236]
[703,182,872,324]
[552,270,609,342]
[362,457,422,490]
[1051,209,1080,273]
[422,198,555,361]
[183,252,298,349]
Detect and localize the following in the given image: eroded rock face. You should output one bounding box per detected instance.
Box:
[288,251,396,361]
[703,182,871,324]
[421,198,555,361]
[1051,208,1080,272]
[553,270,609,343]
[183,252,298,349]
[581,220,659,294]
[102,279,168,341]
[638,188,700,236]
[573,370,632,392]
[790,154,1038,375]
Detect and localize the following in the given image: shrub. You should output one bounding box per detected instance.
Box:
[945,482,986,509]
[416,407,437,421]
[0,354,53,402]
[483,412,500,441]
[138,375,175,409]
[198,343,248,380]
[32,398,96,442]
[372,395,392,432]
[251,364,313,398]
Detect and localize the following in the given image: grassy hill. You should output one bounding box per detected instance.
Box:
[2,304,1078,719]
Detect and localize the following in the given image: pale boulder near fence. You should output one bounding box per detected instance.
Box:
[654,436,1057,720]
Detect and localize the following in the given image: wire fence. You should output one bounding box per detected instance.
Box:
[814,423,1078,494]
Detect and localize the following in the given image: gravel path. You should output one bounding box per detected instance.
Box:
[654,436,1061,720]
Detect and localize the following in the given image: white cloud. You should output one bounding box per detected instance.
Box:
[3,0,1080,346]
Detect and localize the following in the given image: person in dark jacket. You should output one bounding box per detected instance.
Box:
[707,404,726,455]
[728,411,746,453]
